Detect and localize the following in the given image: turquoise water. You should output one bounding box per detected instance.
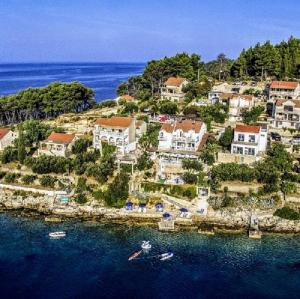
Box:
[0,213,300,299]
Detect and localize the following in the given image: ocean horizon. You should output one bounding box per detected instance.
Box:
[0,62,145,101]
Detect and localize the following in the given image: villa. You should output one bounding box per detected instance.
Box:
[160,76,188,101]
[228,94,254,122]
[38,132,76,157]
[93,116,136,155]
[0,128,18,150]
[117,94,135,103]
[136,120,147,137]
[156,119,207,184]
[268,81,300,100]
[270,99,300,129]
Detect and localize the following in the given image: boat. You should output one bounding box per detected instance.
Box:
[141,241,151,250]
[159,252,173,261]
[128,249,142,261]
[49,231,66,238]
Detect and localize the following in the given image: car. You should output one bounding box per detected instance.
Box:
[270,132,281,141]
[292,135,300,145]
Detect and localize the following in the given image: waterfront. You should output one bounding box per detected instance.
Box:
[0,213,300,299]
[0,63,144,101]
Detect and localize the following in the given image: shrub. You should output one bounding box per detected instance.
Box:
[1,146,18,164]
[21,175,37,185]
[74,193,88,204]
[4,173,20,183]
[182,172,198,184]
[40,175,57,188]
[72,138,90,154]
[274,207,300,220]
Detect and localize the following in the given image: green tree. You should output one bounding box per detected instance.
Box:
[219,126,233,150]
[17,124,26,164]
[72,138,90,155]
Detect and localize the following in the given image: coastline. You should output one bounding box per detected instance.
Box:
[1,190,300,235]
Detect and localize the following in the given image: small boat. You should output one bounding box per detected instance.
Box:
[141,241,151,250]
[128,249,142,261]
[49,231,66,238]
[159,252,173,261]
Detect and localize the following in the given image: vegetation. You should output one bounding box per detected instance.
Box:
[219,126,234,150]
[230,37,300,79]
[21,175,37,185]
[1,146,18,163]
[71,138,90,155]
[0,82,95,125]
[40,175,57,188]
[205,53,234,80]
[136,152,153,171]
[182,159,203,171]
[242,106,264,124]
[274,207,300,220]
[139,123,161,149]
[4,173,20,184]
[159,101,178,115]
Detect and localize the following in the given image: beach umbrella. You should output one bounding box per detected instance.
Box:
[180,208,188,213]
[125,202,133,207]
[139,203,146,208]
[163,212,171,218]
[155,203,163,208]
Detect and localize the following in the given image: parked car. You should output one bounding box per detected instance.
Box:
[292,135,300,145]
[270,132,281,141]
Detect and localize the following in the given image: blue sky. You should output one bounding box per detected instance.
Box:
[1,0,300,62]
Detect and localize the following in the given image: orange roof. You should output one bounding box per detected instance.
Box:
[136,120,145,128]
[276,99,300,108]
[47,132,75,144]
[235,124,260,134]
[270,81,299,90]
[95,116,133,128]
[161,119,203,133]
[164,77,186,87]
[0,128,10,140]
[119,94,134,101]
[197,133,209,151]
[220,93,253,101]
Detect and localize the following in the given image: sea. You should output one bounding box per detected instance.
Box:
[0,213,300,299]
[0,63,300,299]
[0,63,145,101]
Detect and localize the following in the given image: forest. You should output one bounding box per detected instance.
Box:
[0,82,95,125]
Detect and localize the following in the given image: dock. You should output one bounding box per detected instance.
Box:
[248,213,262,239]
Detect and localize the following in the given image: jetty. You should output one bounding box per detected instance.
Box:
[248,213,262,239]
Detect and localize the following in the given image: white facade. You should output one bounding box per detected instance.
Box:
[0,129,18,150]
[228,95,254,122]
[157,120,207,184]
[271,99,300,129]
[269,81,300,100]
[93,116,136,156]
[231,124,267,157]
[160,77,188,102]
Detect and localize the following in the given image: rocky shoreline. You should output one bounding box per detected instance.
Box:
[1,190,300,234]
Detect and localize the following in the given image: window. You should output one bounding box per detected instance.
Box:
[245,147,255,155]
[160,132,164,137]
[248,135,255,143]
[284,105,293,112]
[233,146,243,154]
[238,134,245,142]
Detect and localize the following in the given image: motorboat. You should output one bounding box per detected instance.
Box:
[128,249,142,261]
[141,241,151,250]
[49,231,66,238]
[159,252,173,261]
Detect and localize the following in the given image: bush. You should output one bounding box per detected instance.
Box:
[4,173,20,184]
[182,159,203,171]
[40,175,57,188]
[97,100,117,109]
[0,171,7,180]
[21,175,37,185]
[136,152,153,171]
[72,138,90,154]
[1,146,18,164]
[182,172,198,184]
[74,193,88,204]
[274,207,300,220]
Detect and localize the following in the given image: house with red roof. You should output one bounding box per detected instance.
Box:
[157,119,207,184]
[38,132,77,157]
[231,124,267,157]
[93,116,137,155]
[0,128,18,150]
[160,76,188,101]
[269,81,300,100]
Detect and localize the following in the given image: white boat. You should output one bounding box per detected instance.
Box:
[49,231,66,238]
[141,241,151,250]
[159,252,173,261]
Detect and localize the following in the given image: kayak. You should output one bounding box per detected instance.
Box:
[49,231,66,238]
[128,249,142,261]
[160,252,173,261]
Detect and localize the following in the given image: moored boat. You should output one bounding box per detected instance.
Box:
[49,231,66,238]
[159,252,173,261]
[128,249,142,261]
[141,241,151,250]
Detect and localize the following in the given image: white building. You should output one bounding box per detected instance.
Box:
[160,77,188,101]
[269,81,300,100]
[136,120,147,137]
[157,119,207,184]
[231,124,267,157]
[228,94,254,122]
[38,132,76,157]
[93,116,136,155]
[0,128,18,150]
[271,99,300,129]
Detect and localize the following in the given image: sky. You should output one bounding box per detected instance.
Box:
[0,0,300,63]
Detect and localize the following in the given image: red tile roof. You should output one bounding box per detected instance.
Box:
[161,119,203,133]
[220,93,253,101]
[119,94,134,101]
[276,99,300,108]
[0,128,10,140]
[95,116,133,128]
[270,81,299,90]
[197,133,209,151]
[164,77,186,87]
[136,120,145,128]
[235,124,260,134]
[47,132,75,144]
